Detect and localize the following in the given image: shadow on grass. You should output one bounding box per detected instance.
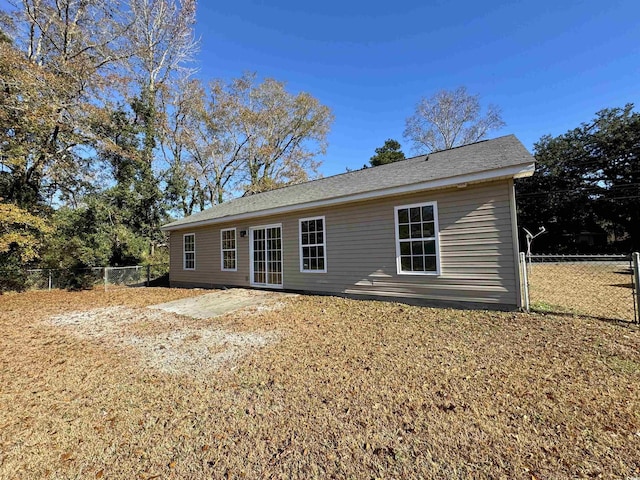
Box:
[609,283,634,289]
[530,303,639,328]
[613,269,633,275]
[146,273,170,288]
[116,274,171,289]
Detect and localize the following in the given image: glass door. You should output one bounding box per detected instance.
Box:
[250,225,282,287]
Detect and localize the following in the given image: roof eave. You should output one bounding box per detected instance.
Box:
[161,162,536,232]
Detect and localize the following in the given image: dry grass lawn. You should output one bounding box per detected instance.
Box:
[1,287,639,479]
[528,262,636,322]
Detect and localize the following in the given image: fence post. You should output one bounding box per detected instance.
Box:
[103,267,108,292]
[146,265,151,287]
[48,269,52,291]
[633,252,640,324]
[520,252,530,312]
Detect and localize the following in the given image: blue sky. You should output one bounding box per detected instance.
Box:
[194,0,639,176]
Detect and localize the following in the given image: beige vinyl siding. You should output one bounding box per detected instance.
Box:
[169,179,519,307]
[169,225,247,287]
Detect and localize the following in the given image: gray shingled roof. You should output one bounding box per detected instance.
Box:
[162,134,534,230]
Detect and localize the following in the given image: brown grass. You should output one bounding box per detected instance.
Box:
[1,288,639,479]
[528,262,636,321]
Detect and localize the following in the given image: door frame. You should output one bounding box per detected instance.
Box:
[249,223,284,289]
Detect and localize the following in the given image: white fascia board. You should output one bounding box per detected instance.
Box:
[161,162,536,232]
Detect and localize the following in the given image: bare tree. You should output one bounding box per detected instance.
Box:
[126,0,198,97]
[161,77,203,216]
[162,72,334,212]
[209,73,334,195]
[125,0,198,165]
[162,77,243,215]
[120,0,198,235]
[403,86,505,153]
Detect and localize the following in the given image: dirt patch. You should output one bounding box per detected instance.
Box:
[47,305,279,375]
[149,288,296,319]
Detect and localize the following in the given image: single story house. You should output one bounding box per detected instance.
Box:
[161,134,535,309]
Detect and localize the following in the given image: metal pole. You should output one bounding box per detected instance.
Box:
[146,265,151,287]
[633,252,640,324]
[520,252,530,312]
[103,267,108,292]
[48,269,52,291]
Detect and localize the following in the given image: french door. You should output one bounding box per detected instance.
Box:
[250,225,283,288]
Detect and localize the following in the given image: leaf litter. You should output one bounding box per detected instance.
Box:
[0,287,639,479]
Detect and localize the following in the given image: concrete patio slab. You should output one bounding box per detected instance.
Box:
[148,288,297,319]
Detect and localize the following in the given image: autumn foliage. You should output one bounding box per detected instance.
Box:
[0,1,332,290]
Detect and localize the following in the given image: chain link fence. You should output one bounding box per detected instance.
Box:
[520,253,639,323]
[25,264,169,291]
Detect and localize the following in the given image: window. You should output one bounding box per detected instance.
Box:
[183,233,195,270]
[299,216,326,273]
[221,228,237,271]
[395,202,439,274]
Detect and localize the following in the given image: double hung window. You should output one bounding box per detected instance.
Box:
[221,228,237,271]
[299,217,326,273]
[395,202,439,274]
[183,233,195,270]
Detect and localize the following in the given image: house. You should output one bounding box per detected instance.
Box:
[161,135,535,309]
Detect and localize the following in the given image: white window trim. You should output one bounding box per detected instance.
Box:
[220,228,237,272]
[183,233,196,271]
[299,216,327,273]
[394,201,441,276]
